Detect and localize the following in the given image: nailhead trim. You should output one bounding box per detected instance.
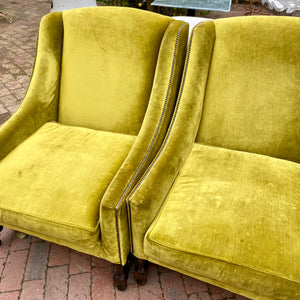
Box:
[115,22,189,265]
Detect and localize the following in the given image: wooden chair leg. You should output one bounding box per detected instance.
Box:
[113,252,135,291]
[124,252,135,276]
[113,264,127,291]
[134,258,150,285]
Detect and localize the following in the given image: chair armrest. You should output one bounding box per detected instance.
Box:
[100,20,189,265]
[128,20,216,260]
[0,12,63,160]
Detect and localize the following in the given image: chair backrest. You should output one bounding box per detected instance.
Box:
[58,7,175,135]
[196,17,300,163]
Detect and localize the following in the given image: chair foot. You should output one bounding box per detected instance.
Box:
[124,252,135,276]
[134,258,150,285]
[113,252,135,291]
[113,264,128,291]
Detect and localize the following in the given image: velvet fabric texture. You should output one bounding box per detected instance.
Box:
[129,20,215,259]
[0,7,188,265]
[145,143,300,300]
[59,7,171,135]
[197,16,300,163]
[0,122,135,252]
[129,17,300,299]
[100,14,188,264]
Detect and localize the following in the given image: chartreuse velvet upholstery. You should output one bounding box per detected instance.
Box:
[0,7,188,266]
[0,122,135,255]
[128,17,300,299]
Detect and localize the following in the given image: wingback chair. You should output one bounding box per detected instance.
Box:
[128,17,300,299]
[0,7,188,289]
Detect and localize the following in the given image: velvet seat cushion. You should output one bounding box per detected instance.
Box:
[144,143,300,299]
[0,122,135,249]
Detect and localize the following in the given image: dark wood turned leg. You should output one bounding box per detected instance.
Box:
[124,252,135,276]
[0,226,3,246]
[113,264,127,291]
[113,253,137,290]
[134,258,150,285]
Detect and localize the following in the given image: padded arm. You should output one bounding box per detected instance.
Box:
[100,20,189,265]
[128,21,216,260]
[0,12,63,160]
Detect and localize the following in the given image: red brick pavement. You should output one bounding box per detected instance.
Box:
[0,0,285,299]
[0,0,49,124]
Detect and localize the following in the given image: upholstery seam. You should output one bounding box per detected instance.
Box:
[114,22,188,265]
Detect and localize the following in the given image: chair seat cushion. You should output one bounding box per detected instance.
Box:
[0,122,135,248]
[144,143,300,299]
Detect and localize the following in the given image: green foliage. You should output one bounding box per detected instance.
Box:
[199,10,209,16]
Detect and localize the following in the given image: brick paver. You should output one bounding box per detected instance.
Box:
[138,265,163,300]
[25,241,49,281]
[45,265,69,299]
[69,273,91,299]
[70,252,91,275]
[20,280,45,300]
[92,267,115,300]
[0,0,289,299]
[0,249,28,292]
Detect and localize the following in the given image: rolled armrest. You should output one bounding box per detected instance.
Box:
[0,12,63,160]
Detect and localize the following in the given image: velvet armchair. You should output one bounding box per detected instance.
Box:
[0,7,188,289]
[128,16,300,299]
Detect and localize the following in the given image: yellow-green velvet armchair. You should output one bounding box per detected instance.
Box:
[0,7,188,289]
[128,16,300,299]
